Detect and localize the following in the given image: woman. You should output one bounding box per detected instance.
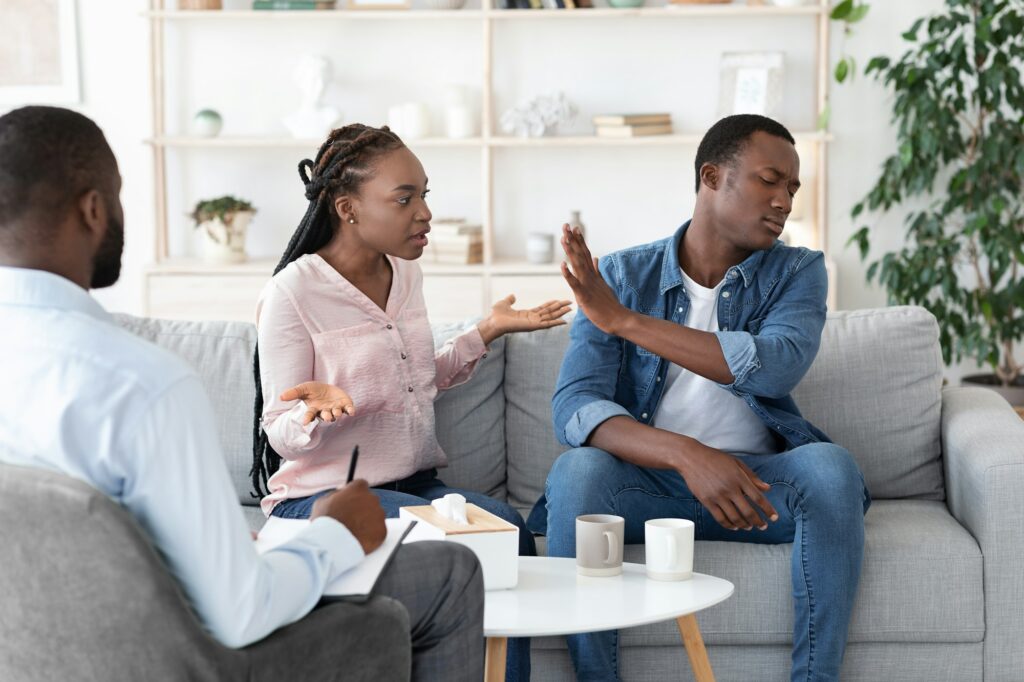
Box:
[251,125,568,679]
[253,121,570,525]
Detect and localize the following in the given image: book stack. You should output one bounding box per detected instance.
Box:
[424,219,483,265]
[501,0,592,8]
[253,0,336,9]
[592,113,673,138]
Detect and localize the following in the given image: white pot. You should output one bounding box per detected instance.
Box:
[197,211,253,264]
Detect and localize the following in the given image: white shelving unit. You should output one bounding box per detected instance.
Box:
[144,0,831,322]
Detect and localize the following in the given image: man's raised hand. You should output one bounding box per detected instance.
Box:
[559,223,630,335]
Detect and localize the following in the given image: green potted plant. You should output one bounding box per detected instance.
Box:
[847,0,1024,405]
[190,196,256,265]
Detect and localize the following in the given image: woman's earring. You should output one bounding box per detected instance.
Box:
[348,218,356,224]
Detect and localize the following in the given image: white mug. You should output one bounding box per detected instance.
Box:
[645,518,694,581]
[576,514,624,577]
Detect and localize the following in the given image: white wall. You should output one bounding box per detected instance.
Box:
[9,0,982,377]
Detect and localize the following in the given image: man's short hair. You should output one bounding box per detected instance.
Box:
[693,114,795,193]
[0,106,116,231]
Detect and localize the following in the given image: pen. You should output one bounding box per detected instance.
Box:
[346,445,360,484]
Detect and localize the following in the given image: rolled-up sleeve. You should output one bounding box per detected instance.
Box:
[435,325,488,391]
[552,257,632,447]
[257,281,337,460]
[714,252,828,399]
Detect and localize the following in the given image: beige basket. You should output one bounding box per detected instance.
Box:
[179,0,223,9]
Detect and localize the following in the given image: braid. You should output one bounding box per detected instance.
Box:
[250,123,405,499]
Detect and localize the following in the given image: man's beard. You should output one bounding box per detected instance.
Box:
[90,211,124,289]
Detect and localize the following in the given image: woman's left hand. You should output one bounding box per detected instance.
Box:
[478,295,572,344]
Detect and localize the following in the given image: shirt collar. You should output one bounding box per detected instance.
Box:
[0,266,113,323]
[659,220,769,294]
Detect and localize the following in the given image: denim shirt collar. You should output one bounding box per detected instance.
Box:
[659,220,769,295]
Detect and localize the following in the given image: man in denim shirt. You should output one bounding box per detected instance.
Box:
[528,115,870,682]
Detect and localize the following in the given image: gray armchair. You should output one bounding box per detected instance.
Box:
[0,463,411,682]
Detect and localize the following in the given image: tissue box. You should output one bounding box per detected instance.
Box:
[400,503,519,590]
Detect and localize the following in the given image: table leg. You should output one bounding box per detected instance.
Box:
[676,614,715,682]
[484,636,507,682]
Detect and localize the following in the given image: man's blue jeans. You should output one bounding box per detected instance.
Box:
[532,442,870,682]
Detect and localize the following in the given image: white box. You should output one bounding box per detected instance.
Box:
[400,503,519,590]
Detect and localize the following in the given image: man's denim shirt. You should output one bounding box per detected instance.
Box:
[552,221,832,452]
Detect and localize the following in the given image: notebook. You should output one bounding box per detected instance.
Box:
[256,516,417,602]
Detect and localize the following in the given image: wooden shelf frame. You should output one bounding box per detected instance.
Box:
[146,0,831,280]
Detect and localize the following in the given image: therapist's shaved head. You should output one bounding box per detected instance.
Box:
[0,106,118,240]
[0,106,124,289]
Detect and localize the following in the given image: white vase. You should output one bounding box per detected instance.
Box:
[198,212,253,264]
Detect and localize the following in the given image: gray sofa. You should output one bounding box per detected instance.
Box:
[44,306,1024,681]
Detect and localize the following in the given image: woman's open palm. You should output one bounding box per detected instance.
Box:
[280,381,355,425]
[490,294,572,334]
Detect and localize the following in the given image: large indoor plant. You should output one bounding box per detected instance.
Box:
[847,0,1024,404]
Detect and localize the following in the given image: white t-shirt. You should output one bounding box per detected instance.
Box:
[651,269,777,455]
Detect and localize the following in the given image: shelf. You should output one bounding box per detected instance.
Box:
[143,5,823,20]
[145,9,486,20]
[491,131,832,146]
[146,136,485,148]
[145,258,563,276]
[147,132,830,149]
[489,6,822,18]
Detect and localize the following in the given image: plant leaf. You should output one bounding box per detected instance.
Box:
[830,0,853,21]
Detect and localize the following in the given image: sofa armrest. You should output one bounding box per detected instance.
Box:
[942,386,1024,681]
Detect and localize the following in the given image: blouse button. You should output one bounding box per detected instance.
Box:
[482,353,488,359]
[401,352,408,360]
[641,412,649,420]
[407,386,414,393]
[386,324,393,330]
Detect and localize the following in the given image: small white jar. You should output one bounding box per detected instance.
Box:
[526,232,554,265]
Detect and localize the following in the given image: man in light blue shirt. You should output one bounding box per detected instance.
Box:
[0,105,484,679]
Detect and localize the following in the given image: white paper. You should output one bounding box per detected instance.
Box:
[256,516,416,598]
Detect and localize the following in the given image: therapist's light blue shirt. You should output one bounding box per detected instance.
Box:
[0,266,365,648]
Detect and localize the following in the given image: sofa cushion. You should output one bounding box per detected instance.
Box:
[431,323,508,500]
[792,307,944,500]
[504,306,945,509]
[116,314,509,505]
[115,314,259,506]
[532,500,983,648]
[503,325,574,513]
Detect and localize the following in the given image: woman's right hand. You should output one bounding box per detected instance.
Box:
[280,381,356,425]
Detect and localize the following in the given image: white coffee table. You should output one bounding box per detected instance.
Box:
[484,557,734,682]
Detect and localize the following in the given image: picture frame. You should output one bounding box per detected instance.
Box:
[0,0,80,105]
[346,0,411,9]
[717,51,784,119]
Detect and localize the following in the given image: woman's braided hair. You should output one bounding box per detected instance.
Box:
[250,124,405,499]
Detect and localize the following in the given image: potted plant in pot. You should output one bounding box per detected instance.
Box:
[847,0,1024,407]
[190,196,256,265]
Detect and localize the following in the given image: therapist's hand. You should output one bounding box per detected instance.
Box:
[311,480,387,554]
[280,381,355,425]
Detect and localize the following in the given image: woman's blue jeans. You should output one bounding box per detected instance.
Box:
[528,443,870,682]
[273,468,535,682]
